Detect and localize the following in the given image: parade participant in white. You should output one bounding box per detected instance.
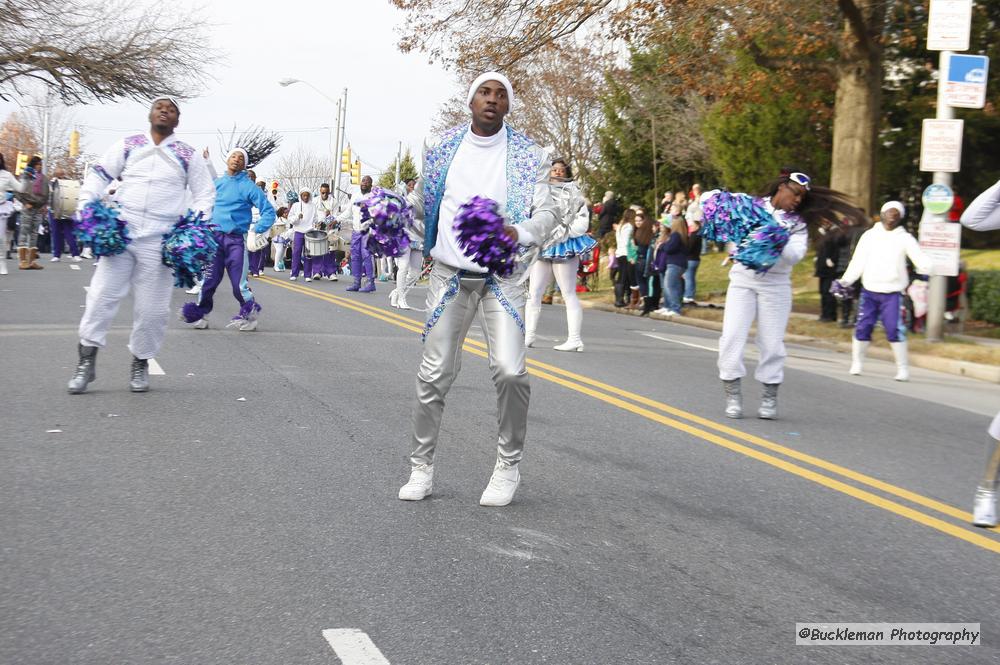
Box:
[398,72,557,507]
[836,201,931,381]
[68,97,215,394]
[389,178,425,309]
[525,159,594,351]
[716,172,864,419]
[959,179,1000,527]
[288,188,318,281]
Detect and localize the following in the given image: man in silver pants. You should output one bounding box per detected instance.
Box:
[399,72,557,506]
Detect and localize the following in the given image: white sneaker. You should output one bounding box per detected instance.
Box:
[479,462,520,507]
[328,275,338,281]
[305,277,312,282]
[398,464,434,501]
[71,256,82,263]
[238,318,258,332]
[682,297,695,304]
[192,318,209,329]
[653,307,670,316]
[553,340,584,352]
[50,256,61,262]
[186,285,201,295]
[972,488,997,527]
[289,276,297,281]
[273,266,284,272]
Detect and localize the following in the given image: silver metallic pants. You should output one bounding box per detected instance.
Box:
[409,262,530,468]
[980,412,1000,490]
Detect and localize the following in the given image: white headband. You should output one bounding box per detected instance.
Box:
[150,96,180,113]
[880,201,905,218]
[229,148,249,166]
[466,72,515,110]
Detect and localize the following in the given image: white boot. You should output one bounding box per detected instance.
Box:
[972,488,997,527]
[389,289,399,308]
[890,341,909,381]
[398,464,434,501]
[849,339,868,375]
[554,303,584,352]
[479,461,520,507]
[0,257,7,275]
[525,302,542,348]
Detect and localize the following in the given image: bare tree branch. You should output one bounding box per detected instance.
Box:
[0,0,217,104]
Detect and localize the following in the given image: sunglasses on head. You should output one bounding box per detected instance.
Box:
[787,172,811,190]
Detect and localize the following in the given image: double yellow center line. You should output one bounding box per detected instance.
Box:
[256,275,1000,554]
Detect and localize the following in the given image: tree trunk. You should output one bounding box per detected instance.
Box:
[829,59,881,214]
[829,1,886,215]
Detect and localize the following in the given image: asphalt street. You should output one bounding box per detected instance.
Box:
[2,261,999,664]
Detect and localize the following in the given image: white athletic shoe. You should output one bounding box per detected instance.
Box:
[238,318,258,332]
[398,464,434,501]
[653,307,671,316]
[71,256,82,263]
[186,285,201,295]
[289,276,297,281]
[273,266,284,272]
[192,318,209,330]
[305,277,312,282]
[328,275,338,281]
[972,488,997,527]
[50,256,61,262]
[479,461,520,507]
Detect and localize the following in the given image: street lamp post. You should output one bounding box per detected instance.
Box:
[278,78,348,201]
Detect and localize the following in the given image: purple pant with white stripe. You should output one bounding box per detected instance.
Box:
[196,232,254,316]
[349,232,374,282]
[291,232,317,278]
[854,288,905,343]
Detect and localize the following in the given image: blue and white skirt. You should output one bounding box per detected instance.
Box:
[541,235,597,260]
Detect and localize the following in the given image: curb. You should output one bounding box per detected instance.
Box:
[578,298,1000,384]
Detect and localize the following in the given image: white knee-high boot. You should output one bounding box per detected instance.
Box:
[554,304,583,351]
[850,339,869,375]
[525,303,541,348]
[890,341,909,382]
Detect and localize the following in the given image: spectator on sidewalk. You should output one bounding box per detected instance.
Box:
[814,220,846,322]
[613,207,636,308]
[653,207,688,317]
[683,218,702,304]
[597,190,619,239]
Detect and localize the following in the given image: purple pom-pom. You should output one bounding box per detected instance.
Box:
[829,279,853,300]
[180,301,205,323]
[161,210,219,288]
[73,201,131,257]
[453,196,517,277]
[359,187,412,258]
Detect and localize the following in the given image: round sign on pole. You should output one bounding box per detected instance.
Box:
[922,183,954,215]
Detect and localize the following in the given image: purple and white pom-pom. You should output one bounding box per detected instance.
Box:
[73,200,131,257]
[360,187,412,258]
[161,210,218,288]
[453,196,517,277]
[829,279,853,301]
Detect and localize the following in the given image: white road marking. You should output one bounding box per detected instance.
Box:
[147,358,165,375]
[70,264,80,270]
[322,629,390,665]
[640,331,718,352]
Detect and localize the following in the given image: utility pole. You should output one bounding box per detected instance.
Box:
[394,141,402,189]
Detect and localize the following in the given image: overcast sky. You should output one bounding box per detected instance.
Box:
[1,0,463,182]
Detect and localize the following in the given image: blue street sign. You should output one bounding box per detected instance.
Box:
[948,54,989,84]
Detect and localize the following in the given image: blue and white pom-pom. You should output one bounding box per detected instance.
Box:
[73,200,131,257]
[360,187,413,258]
[732,221,791,273]
[700,192,772,245]
[161,210,218,288]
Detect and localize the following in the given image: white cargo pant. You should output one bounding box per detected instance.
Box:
[78,235,174,360]
[717,266,792,385]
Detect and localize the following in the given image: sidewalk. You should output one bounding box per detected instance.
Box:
[579,297,1000,384]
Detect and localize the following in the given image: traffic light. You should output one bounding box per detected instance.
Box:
[350,159,361,186]
[15,152,28,175]
[341,146,351,174]
[69,130,80,157]
[271,180,279,199]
